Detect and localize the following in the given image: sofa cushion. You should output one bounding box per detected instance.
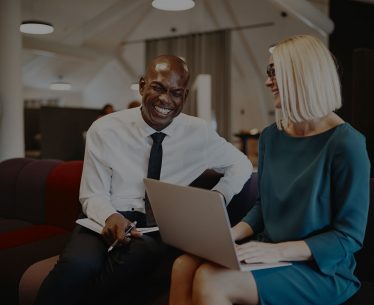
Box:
[14,159,62,223]
[0,219,32,233]
[19,255,59,305]
[0,233,71,305]
[227,173,257,226]
[0,158,35,218]
[0,224,67,250]
[45,161,83,230]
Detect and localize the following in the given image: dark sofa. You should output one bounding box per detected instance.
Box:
[1,157,372,305]
[0,158,83,305]
[0,157,257,305]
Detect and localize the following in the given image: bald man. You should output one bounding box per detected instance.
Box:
[36,55,252,305]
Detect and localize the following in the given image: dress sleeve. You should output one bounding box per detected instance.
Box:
[79,123,117,226]
[305,133,370,276]
[241,132,265,233]
[206,126,253,204]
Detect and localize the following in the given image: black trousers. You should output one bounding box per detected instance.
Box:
[35,212,180,305]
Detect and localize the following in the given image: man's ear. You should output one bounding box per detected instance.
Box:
[139,77,145,96]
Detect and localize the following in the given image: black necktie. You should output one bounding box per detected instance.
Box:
[145,132,166,226]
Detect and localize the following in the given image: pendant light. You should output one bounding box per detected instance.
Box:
[20,21,54,35]
[152,0,195,11]
[50,76,72,91]
[20,0,54,35]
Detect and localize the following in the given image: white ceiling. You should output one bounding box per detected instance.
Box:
[20,0,335,131]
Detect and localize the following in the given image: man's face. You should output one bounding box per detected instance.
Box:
[139,60,189,131]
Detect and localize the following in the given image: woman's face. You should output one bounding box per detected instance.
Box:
[265,58,281,109]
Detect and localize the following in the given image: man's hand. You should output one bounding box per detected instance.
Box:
[102,213,141,245]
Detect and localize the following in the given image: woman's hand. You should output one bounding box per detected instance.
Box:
[236,240,312,264]
[236,241,284,264]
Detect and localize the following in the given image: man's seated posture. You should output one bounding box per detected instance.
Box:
[35,55,252,305]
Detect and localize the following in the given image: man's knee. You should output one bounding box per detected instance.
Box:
[56,253,102,278]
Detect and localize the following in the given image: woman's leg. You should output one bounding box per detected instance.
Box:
[169,254,204,305]
[192,263,260,305]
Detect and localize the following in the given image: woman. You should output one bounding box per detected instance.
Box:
[169,35,370,305]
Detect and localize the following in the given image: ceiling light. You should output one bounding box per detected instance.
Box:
[20,21,54,35]
[50,81,72,91]
[152,0,195,11]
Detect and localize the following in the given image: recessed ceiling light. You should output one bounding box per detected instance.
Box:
[20,21,54,35]
[152,0,195,11]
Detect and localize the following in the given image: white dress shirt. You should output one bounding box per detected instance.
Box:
[80,107,252,226]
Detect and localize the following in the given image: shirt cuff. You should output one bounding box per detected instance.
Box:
[83,197,118,226]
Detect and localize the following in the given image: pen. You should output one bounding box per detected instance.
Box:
[107,220,137,253]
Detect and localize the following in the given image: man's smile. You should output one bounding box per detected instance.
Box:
[154,105,173,116]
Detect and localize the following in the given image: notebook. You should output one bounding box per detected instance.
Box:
[76,218,159,235]
[143,178,291,272]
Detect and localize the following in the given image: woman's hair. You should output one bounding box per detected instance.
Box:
[271,35,341,129]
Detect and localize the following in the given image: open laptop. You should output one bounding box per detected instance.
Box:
[144,178,291,272]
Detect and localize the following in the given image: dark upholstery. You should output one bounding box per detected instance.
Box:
[4,156,371,305]
[45,161,83,230]
[0,158,74,305]
[14,159,62,223]
[0,159,257,305]
[1,234,71,305]
[0,158,34,218]
[190,169,258,225]
[343,178,374,304]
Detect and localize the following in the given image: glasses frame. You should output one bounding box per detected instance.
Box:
[266,63,276,79]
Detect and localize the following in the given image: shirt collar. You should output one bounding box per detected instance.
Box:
[136,107,182,139]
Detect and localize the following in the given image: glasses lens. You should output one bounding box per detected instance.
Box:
[267,64,275,78]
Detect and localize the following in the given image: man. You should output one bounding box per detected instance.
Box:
[36,55,252,305]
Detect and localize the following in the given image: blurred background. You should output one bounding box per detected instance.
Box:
[0,0,373,171]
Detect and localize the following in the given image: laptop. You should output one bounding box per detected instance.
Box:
[144,178,291,272]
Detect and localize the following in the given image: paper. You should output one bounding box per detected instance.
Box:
[76,218,159,234]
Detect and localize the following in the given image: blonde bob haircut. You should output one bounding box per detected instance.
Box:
[271,35,342,129]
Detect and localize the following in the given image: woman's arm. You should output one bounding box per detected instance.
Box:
[231,221,254,241]
[235,240,312,264]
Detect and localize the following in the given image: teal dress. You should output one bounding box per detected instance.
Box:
[242,123,370,305]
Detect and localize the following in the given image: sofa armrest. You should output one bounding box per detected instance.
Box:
[0,158,62,223]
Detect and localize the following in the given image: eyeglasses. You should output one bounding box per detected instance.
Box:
[266,63,276,78]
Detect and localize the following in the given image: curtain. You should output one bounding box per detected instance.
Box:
[145,30,231,139]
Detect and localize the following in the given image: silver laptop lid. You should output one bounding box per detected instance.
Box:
[144,178,241,270]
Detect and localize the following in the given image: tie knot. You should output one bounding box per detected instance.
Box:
[151,132,166,145]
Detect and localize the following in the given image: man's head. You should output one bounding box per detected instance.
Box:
[139,55,190,131]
